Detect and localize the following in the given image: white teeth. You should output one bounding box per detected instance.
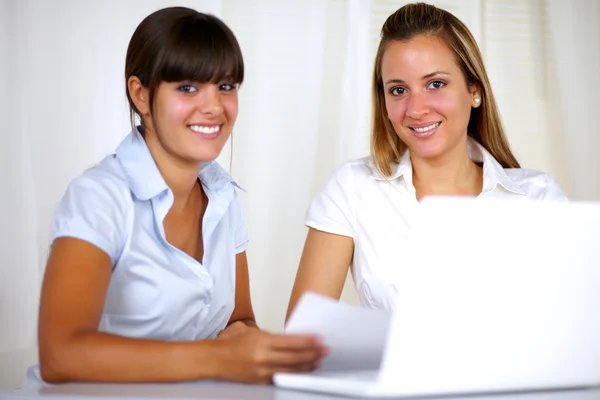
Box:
[412,122,440,132]
[190,125,221,134]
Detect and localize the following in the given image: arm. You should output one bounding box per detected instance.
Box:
[39,239,327,384]
[219,191,257,335]
[38,237,224,383]
[285,228,354,322]
[218,252,258,339]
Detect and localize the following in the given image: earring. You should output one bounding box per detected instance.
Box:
[473,97,481,106]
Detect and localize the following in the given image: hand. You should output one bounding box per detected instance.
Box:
[215,329,329,384]
[216,320,255,341]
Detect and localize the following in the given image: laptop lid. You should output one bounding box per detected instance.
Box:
[377,197,600,396]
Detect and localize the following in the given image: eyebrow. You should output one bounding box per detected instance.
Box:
[384,71,452,86]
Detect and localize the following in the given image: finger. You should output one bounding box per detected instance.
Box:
[269,334,326,351]
[266,348,324,368]
[270,361,320,375]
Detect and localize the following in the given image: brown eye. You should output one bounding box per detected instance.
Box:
[427,80,446,90]
[390,86,407,96]
[219,83,238,92]
[177,84,197,93]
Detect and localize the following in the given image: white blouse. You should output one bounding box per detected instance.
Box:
[306,138,567,310]
[24,128,248,387]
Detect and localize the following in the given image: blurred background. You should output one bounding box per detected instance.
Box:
[1,0,598,389]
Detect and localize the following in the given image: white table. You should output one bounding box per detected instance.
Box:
[1,382,599,400]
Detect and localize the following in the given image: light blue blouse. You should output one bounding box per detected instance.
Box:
[24,128,247,386]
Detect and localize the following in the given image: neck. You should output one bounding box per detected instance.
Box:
[144,129,202,212]
[411,138,482,198]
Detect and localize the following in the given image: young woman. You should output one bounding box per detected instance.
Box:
[26,7,326,387]
[287,2,567,314]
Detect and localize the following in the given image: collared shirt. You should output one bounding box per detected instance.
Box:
[62,128,247,339]
[306,138,567,311]
[25,128,248,387]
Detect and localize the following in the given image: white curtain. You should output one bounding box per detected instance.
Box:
[0,0,40,388]
[218,0,331,330]
[219,0,366,330]
[548,0,600,201]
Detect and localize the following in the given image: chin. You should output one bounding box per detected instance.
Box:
[197,153,222,163]
[407,141,447,160]
[187,145,226,163]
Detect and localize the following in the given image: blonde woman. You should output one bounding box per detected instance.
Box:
[287,2,567,314]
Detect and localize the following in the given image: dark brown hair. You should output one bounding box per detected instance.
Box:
[125,7,244,128]
[371,2,520,176]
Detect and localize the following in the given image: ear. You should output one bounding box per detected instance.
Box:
[469,83,482,109]
[127,76,151,118]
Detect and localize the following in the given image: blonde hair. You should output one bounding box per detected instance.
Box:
[371,2,520,177]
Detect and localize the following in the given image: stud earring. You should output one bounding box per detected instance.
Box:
[473,97,481,106]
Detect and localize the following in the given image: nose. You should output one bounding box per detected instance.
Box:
[406,92,429,119]
[200,85,224,117]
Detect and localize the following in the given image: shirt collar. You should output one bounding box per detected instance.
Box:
[115,128,243,201]
[370,137,527,196]
[469,138,526,196]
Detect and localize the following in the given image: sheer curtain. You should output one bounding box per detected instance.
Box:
[219,0,327,329]
[548,0,600,201]
[0,0,40,388]
[221,0,381,328]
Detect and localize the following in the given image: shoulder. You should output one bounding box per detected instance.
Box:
[504,168,568,201]
[81,154,129,184]
[309,156,375,212]
[52,155,134,263]
[60,155,133,215]
[326,156,374,184]
[306,158,373,237]
[339,156,373,174]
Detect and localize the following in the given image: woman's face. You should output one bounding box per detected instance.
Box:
[146,79,239,165]
[381,35,480,162]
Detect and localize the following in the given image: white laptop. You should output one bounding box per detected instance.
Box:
[274,197,600,398]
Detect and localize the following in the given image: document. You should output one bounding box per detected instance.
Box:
[284,292,392,371]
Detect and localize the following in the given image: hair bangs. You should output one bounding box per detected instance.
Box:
[152,15,244,87]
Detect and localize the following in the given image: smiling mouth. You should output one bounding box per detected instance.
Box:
[409,122,440,138]
[189,124,222,135]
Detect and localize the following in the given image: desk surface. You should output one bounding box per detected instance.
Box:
[1,382,600,400]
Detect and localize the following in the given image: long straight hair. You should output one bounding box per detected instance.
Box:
[371,2,520,176]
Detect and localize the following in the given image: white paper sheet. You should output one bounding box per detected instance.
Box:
[284,292,392,371]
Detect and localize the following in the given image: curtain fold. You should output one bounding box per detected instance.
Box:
[219,0,333,330]
[548,0,600,201]
[0,0,41,387]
